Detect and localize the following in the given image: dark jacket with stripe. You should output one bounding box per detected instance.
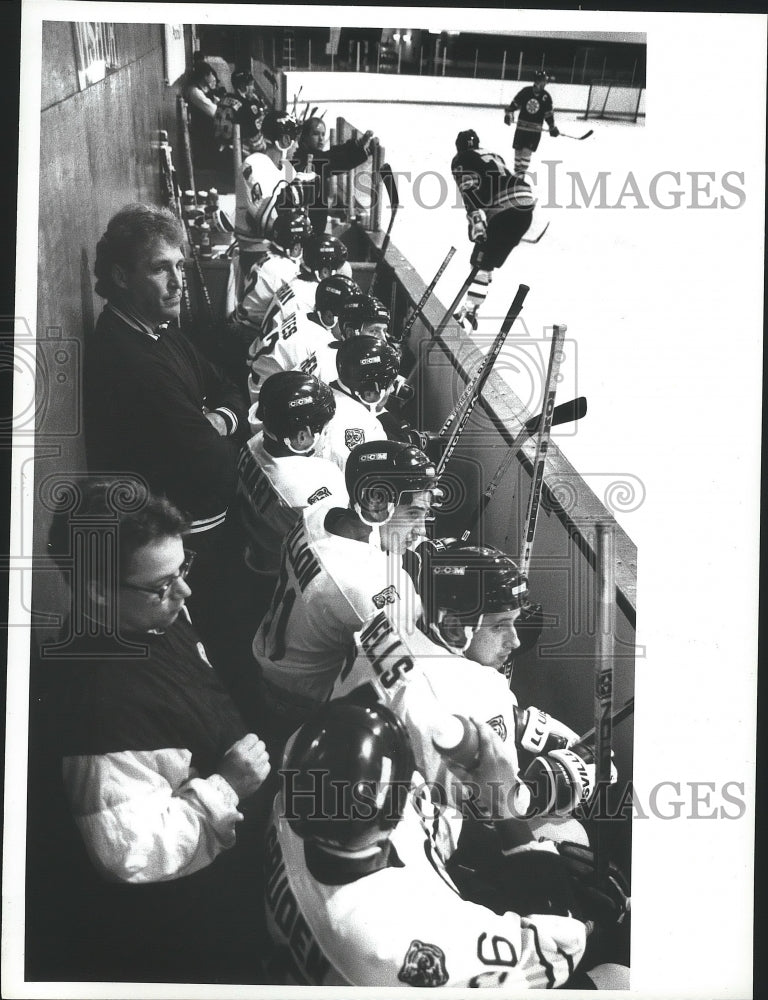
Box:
[85,305,248,528]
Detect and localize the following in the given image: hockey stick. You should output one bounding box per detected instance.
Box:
[398,246,456,341]
[436,285,529,479]
[516,324,567,579]
[593,521,615,879]
[434,265,480,341]
[459,396,587,543]
[291,86,303,116]
[513,121,594,141]
[520,220,550,244]
[369,163,400,295]
[572,696,633,752]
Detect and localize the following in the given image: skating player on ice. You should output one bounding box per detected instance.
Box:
[504,69,559,178]
[451,130,535,333]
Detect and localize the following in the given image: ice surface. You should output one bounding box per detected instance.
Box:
[327,101,648,536]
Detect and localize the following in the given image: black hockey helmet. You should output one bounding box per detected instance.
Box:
[302,234,348,275]
[314,274,363,318]
[271,210,312,256]
[335,335,400,401]
[456,129,480,153]
[255,370,335,442]
[283,701,415,850]
[345,440,438,519]
[423,541,529,625]
[261,109,299,145]
[338,295,391,338]
[533,69,549,83]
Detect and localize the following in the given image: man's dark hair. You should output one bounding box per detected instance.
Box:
[190,59,217,87]
[47,477,190,586]
[93,204,184,300]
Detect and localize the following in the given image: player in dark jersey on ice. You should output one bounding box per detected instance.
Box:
[504,69,560,178]
[451,129,535,333]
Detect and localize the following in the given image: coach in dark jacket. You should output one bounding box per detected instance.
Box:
[85,204,249,658]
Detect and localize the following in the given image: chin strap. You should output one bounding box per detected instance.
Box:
[429,612,484,655]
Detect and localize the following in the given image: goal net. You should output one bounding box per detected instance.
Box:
[582,82,644,122]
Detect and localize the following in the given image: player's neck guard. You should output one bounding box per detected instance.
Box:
[304,839,394,886]
[429,611,485,654]
[353,502,394,533]
[284,432,319,456]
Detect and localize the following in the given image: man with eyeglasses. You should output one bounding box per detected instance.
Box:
[27,479,271,982]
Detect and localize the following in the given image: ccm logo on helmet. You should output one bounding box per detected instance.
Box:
[360,452,388,462]
[433,566,466,575]
[360,357,380,365]
[288,396,312,408]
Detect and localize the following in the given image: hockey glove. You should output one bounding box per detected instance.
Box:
[504,112,514,126]
[467,208,487,244]
[515,706,580,755]
[549,125,560,137]
[520,745,617,817]
[556,842,630,927]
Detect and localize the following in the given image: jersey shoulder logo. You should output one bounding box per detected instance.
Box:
[398,939,449,987]
[487,714,508,741]
[344,427,365,450]
[307,486,331,504]
[372,585,399,609]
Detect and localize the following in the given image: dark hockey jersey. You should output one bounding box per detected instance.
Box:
[451,147,534,218]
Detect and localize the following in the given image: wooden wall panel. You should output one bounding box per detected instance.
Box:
[33,23,182,631]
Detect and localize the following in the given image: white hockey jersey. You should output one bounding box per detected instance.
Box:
[237,433,346,570]
[252,503,422,704]
[314,386,388,473]
[265,787,586,988]
[235,151,299,255]
[246,309,338,411]
[234,250,300,333]
[333,610,521,814]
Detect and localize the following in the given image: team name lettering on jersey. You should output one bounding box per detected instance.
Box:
[280,314,298,340]
[265,825,331,984]
[360,611,413,690]
[276,283,296,306]
[285,521,322,593]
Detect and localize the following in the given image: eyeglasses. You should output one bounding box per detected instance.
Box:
[120,549,196,601]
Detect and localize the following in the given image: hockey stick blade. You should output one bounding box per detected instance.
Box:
[520,220,550,244]
[459,396,587,543]
[561,129,593,140]
[524,395,587,436]
[379,162,400,210]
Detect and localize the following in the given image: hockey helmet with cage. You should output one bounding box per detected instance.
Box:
[270,210,312,257]
[283,701,416,851]
[335,335,400,409]
[261,109,299,146]
[314,274,363,319]
[338,295,391,339]
[255,371,335,451]
[455,129,480,153]
[302,234,348,276]
[345,439,438,523]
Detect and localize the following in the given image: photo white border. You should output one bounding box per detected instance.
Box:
[6,3,763,998]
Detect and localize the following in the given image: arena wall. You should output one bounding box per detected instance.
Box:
[282,69,646,117]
